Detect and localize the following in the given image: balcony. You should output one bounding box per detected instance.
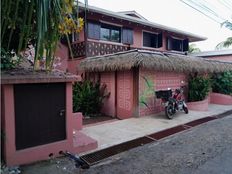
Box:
[70,40,185,58]
[71,41,130,58]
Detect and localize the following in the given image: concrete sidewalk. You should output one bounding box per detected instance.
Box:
[80,104,232,154]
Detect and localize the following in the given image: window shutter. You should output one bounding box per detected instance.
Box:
[166,37,172,50]
[88,22,100,40]
[122,28,133,44]
[128,29,133,44]
[183,39,189,52]
[122,29,127,43]
[157,32,163,48]
[143,32,150,47]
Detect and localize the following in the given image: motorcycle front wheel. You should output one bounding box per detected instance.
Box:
[183,106,189,114]
[165,104,174,119]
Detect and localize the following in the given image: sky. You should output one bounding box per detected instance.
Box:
[79,0,232,51]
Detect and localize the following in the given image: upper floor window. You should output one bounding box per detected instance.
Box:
[167,37,189,52]
[143,31,162,48]
[100,24,121,43]
[87,21,134,44]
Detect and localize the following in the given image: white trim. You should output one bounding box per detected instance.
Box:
[79,2,207,42]
[87,38,124,46]
[171,35,184,40]
[99,20,123,27]
[142,29,159,35]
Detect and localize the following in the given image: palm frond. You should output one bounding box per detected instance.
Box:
[216,37,232,50]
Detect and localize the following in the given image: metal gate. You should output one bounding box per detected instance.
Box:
[14,83,66,150]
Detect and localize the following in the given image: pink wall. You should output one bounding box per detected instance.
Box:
[83,13,169,51]
[210,92,232,105]
[205,55,232,62]
[54,42,69,71]
[139,69,187,116]
[100,72,116,117]
[187,98,209,111]
[116,70,134,119]
[1,83,86,166]
[68,57,85,75]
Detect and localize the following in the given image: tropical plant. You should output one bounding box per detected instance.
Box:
[1,49,21,70]
[216,20,232,49]
[188,75,210,102]
[139,76,155,108]
[216,37,232,50]
[211,71,232,95]
[1,0,84,71]
[188,44,201,53]
[73,80,110,116]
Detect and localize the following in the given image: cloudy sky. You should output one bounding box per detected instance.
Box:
[80,0,232,51]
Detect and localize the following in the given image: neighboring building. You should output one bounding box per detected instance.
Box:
[56,3,232,119]
[191,49,232,62]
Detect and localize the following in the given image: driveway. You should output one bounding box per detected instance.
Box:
[81,104,232,152]
[21,113,232,174]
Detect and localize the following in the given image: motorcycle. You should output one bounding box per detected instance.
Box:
[155,86,188,119]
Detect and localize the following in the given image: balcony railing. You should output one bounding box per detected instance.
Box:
[70,41,185,58]
[71,41,130,58]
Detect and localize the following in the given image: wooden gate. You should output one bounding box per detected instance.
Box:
[116,71,133,119]
[14,83,66,150]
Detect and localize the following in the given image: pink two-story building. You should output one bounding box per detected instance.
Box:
[56,3,232,119]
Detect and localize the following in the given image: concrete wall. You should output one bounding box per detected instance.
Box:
[116,70,134,119]
[1,82,84,166]
[100,72,116,117]
[54,42,69,72]
[83,13,169,51]
[139,68,187,116]
[100,70,134,119]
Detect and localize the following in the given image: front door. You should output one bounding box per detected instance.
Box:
[116,71,133,119]
[14,83,66,150]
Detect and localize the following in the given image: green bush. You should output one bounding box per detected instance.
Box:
[188,75,210,102]
[73,80,110,116]
[211,71,232,95]
[1,48,21,70]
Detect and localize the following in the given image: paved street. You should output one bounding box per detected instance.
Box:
[22,114,232,174]
[80,114,232,174]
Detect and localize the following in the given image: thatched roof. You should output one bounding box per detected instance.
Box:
[1,68,80,84]
[80,49,232,73]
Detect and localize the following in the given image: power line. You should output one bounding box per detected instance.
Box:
[180,0,231,24]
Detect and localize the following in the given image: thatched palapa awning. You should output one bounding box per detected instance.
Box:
[80,49,232,73]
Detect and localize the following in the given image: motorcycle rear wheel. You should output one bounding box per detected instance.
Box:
[165,104,174,119]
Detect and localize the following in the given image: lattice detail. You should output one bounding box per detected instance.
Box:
[71,42,86,58]
[86,42,129,57]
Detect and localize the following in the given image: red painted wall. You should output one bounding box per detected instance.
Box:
[139,69,187,116]
[100,72,116,117]
[81,13,168,51]
[67,57,85,75]
[1,82,95,166]
[54,42,69,72]
[116,70,134,119]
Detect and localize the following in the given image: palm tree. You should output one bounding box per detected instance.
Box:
[216,37,232,49]
[216,21,232,49]
[1,0,84,70]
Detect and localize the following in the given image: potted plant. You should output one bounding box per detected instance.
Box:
[210,71,232,105]
[187,74,210,111]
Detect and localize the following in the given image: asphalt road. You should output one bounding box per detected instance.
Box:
[22,114,232,174]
